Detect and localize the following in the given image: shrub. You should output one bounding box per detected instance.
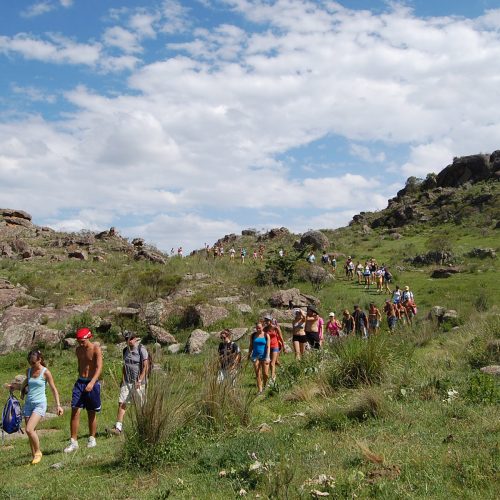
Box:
[466,373,500,404]
[123,371,194,470]
[466,316,500,368]
[327,336,389,389]
[306,402,350,431]
[255,249,303,286]
[345,389,386,421]
[197,356,254,430]
[474,291,490,312]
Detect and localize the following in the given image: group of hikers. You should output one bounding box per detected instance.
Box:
[221,281,417,393]
[4,328,148,465]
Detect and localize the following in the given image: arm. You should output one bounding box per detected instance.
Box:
[318,318,324,339]
[265,334,271,362]
[45,369,63,416]
[276,326,285,350]
[247,335,253,360]
[137,348,149,386]
[85,344,103,392]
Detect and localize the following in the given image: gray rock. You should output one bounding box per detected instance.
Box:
[237,303,252,314]
[185,329,210,354]
[467,248,497,259]
[149,325,177,345]
[3,217,33,228]
[167,343,182,354]
[213,327,248,342]
[431,267,460,279]
[0,285,27,309]
[480,365,500,376]
[215,296,241,304]
[0,208,32,220]
[134,249,166,264]
[112,307,140,317]
[0,324,63,354]
[268,288,319,309]
[299,230,329,251]
[68,250,88,260]
[186,304,229,328]
[63,337,78,349]
[428,306,446,320]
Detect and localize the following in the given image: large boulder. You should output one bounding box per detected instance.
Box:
[0,209,32,221]
[480,365,500,377]
[0,280,27,309]
[299,230,329,251]
[185,304,229,328]
[142,299,184,326]
[0,324,63,354]
[431,267,460,279]
[149,325,177,345]
[4,217,33,228]
[268,288,320,309]
[68,250,88,261]
[185,329,210,354]
[134,249,166,264]
[467,248,496,259]
[436,154,492,187]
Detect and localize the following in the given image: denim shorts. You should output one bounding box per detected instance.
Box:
[23,400,47,418]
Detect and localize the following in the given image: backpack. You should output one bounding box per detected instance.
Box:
[139,344,153,378]
[122,344,153,380]
[1,393,23,441]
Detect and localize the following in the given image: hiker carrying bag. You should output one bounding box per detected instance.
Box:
[1,392,23,443]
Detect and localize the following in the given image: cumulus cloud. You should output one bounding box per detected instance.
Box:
[11,84,57,103]
[2,0,500,250]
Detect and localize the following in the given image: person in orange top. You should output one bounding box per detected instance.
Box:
[263,314,285,383]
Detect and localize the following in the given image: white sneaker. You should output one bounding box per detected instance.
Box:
[64,439,79,453]
[87,436,97,448]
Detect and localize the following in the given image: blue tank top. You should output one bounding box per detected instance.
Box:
[252,335,267,358]
[26,367,47,405]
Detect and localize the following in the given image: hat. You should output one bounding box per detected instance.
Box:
[293,308,302,315]
[404,286,409,291]
[307,305,318,314]
[263,314,273,321]
[329,312,335,317]
[122,330,137,340]
[76,327,93,340]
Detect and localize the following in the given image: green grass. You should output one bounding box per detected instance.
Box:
[0,194,499,498]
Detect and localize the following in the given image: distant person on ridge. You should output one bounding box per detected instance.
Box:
[64,328,103,453]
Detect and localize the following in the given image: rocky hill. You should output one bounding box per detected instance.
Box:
[350,151,500,230]
[0,150,499,356]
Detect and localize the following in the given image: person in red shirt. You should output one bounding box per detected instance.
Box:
[263,315,285,383]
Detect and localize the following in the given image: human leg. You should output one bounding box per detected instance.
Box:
[262,360,270,388]
[270,351,279,380]
[253,360,262,392]
[88,410,97,438]
[70,407,81,440]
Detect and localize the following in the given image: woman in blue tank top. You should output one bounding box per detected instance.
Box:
[18,350,64,465]
[247,321,270,394]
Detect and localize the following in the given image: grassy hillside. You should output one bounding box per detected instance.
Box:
[0,176,499,499]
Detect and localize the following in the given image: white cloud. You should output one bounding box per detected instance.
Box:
[349,144,386,163]
[103,26,143,54]
[60,0,73,7]
[11,84,57,103]
[2,0,500,251]
[0,33,101,66]
[21,1,54,18]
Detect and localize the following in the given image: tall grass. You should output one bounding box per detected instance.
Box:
[123,371,194,469]
[327,336,390,388]
[197,356,254,430]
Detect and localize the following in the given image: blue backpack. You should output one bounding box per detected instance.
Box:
[1,393,23,441]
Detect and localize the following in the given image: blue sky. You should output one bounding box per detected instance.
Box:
[1,0,500,251]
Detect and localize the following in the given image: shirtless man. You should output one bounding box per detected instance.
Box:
[64,327,103,453]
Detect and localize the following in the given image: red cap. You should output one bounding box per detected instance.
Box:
[76,327,93,340]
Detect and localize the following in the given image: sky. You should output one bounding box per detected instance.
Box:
[1,0,500,252]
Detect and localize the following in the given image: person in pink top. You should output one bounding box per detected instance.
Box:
[326,312,341,342]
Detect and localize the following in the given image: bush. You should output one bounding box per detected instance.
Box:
[466,316,500,368]
[474,291,490,312]
[327,336,389,389]
[197,356,254,430]
[123,371,194,470]
[255,249,303,286]
[466,373,500,404]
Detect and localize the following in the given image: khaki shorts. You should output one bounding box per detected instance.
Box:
[119,383,146,405]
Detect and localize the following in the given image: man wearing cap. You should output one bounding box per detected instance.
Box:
[64,327,103,453]
[110,331,149,435]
